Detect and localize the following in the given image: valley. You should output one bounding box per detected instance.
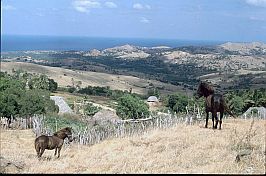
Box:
[2,42,265,93]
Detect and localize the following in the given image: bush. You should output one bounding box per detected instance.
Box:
[84,103,102,116]
[167,93,189,113]
[68,87,76,93]
[44,113,87,132]
[0,72,59,118]
[116,94,149,120]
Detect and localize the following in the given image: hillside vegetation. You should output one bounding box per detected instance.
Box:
[2,42,266,92]
[1,62,185,95]
[0,119,265,174]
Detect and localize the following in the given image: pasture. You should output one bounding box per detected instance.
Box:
[0,118,265,174]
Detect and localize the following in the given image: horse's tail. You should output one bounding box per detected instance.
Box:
[224,103,237,118]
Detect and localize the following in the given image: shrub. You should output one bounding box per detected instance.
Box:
[84,103,102,116]
[116,94,149,120]
[43,113,87,132]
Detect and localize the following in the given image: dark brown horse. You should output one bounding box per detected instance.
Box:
[35,127,73,158]
[196,81,236,130]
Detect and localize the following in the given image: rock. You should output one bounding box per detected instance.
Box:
[235,149,252,162]
[91,109,121,126]
[0,156,24,173]
[50,96,74,114]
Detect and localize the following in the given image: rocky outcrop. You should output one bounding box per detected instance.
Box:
[50,96,74,114]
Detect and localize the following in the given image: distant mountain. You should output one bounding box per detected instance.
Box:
[219,42,266,55]
[82,44,168,59]
[2,42,266,91]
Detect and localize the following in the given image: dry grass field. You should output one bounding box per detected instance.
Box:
[1,61,185,95]
[0,118,265,174]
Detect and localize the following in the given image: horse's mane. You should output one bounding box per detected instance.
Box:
[54,127,72,138]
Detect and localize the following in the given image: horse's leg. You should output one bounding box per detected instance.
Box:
[205,111,209,128]
[35,143,41,157]
[39,148,45,158]
[219,112,223,130]
[211,112,215,129]
[214,112,218,129]
[36,148,41,157]
[54,148,57,156]
[57,146,62,158]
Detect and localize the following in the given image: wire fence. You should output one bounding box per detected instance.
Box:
[1,109,264,146]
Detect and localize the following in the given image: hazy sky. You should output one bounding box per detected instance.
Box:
[1,0,266,42]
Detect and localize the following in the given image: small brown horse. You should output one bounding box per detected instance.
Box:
[196,81,236,130]
[35,127,73,158]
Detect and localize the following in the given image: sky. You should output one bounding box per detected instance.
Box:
[1,0,266,42]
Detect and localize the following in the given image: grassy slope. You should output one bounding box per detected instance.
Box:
[51,91,117,111]
[0,119,265,174]
[1,61,186,96]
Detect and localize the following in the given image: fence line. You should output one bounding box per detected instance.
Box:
[29,112,203,146]
[1,110,264,146]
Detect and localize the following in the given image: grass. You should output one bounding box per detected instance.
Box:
[51,91,85,105]
[1,61,185,96]
[0,118,265,174]
[51,91,117,112]
[43,113,87,133]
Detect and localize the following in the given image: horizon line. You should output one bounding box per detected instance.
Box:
[1,34,242,43]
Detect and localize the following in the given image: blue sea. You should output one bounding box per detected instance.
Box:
[1,35,224,52]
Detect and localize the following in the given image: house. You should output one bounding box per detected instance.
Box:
[147,96,159,103]
[242,107,266,119]
[147,96,160,110]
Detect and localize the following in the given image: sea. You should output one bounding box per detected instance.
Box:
[1,35,224,52]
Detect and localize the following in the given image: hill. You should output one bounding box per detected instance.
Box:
[2,42,265,92]
[0,119,265,174]
[1,61,186,95]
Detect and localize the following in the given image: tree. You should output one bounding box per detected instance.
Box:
[0,72,59,120]
[18,89,46,117]
[167,93,189,113]
[48,78,58,92]
[257,98,266,107]
[84,103,101,116]
[68,87,76,93]
[28,74,58,92]
[229,95,245,115]
[0,76,24,118]
[116,94,149,119]
[225,88,266,114]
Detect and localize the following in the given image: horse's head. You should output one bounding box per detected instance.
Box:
[65,127,73,142]
[54,127,73,142]
[196,81,214,98]
[196,83,203,99]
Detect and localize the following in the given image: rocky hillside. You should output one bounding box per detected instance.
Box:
[161,42,266,71]
[219,42,266,55]
[83,44,151,59]
[78,42,266,71]
[2,42,266,91]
